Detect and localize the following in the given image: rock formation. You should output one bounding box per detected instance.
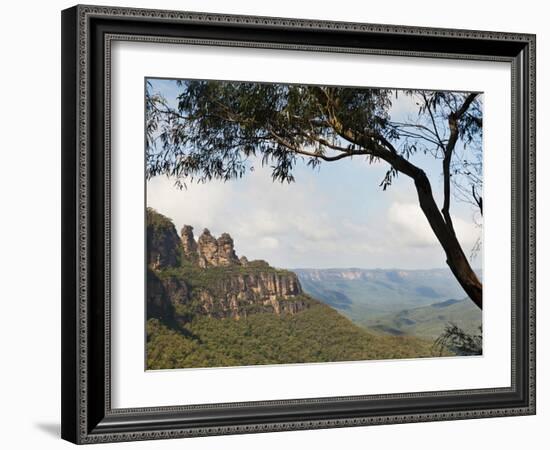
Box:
[195,270,305,319]
[197,228,241,268]
[147,269,175,321]
[146,208,309,321]
[146,208,181,269]
[197,228,219,267]
[216,233,240,266]
[180,225,198,259]
[147,269,189,316]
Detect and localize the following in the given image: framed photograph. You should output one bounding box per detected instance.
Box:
[61,5,536,444]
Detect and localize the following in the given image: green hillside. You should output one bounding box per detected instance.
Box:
[294,268,474,324]
[145,209,444,370]
[147,297,439,370]
[365,299,482,339]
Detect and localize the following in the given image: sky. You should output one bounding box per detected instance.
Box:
[146,79,483,270]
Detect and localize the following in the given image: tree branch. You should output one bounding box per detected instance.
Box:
[442,93,479,234]
[421,92,446,150]
[266,128,370,162]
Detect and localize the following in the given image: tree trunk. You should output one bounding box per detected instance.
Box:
[413,171,483,309]
[375,147,483,309]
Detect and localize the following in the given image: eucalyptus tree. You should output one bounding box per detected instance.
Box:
[146,80,483,308]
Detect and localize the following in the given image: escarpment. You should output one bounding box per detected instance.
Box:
[146,208,181,269]
[146,208,310,320]
[193,270,305,319]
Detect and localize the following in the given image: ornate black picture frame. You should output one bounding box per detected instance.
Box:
[61,4,536,444]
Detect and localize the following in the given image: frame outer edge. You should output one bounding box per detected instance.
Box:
[61,5,80,445]
[76,3,534,41]
[65,4,537,444]
[527,33,536,414]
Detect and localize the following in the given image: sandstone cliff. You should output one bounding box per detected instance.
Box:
[194,227,241,267]
[146,208,309,321]
[146,208,181,269]
[194,270,305,319]
[180,225,198,260]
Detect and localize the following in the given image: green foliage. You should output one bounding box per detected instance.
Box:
[147,254,461,369]
[147,301,440,370]
[146,80,393,185]
[366,299,482,339]
[158,261,291,292]
[146,207,175,230]
[146,81,482,199]
[433,323,482,356]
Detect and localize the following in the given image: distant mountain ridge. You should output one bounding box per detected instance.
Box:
[294,268,481,339]
[294,267,470,320]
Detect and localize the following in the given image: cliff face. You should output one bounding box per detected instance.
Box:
[195,270,305,319]
[180,225,198,260]
[195,228,241,268]
[146,209,181,269]
[147,269,190,321]
[147,269,175,320]
[146,208,308,320]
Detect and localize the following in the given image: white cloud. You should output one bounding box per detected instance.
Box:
[389,92,421,122]
[147,175,229,234]
[147,161,481,269]
[387,201,480,252]
[258,237,280,250]
[388,202,437,248]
